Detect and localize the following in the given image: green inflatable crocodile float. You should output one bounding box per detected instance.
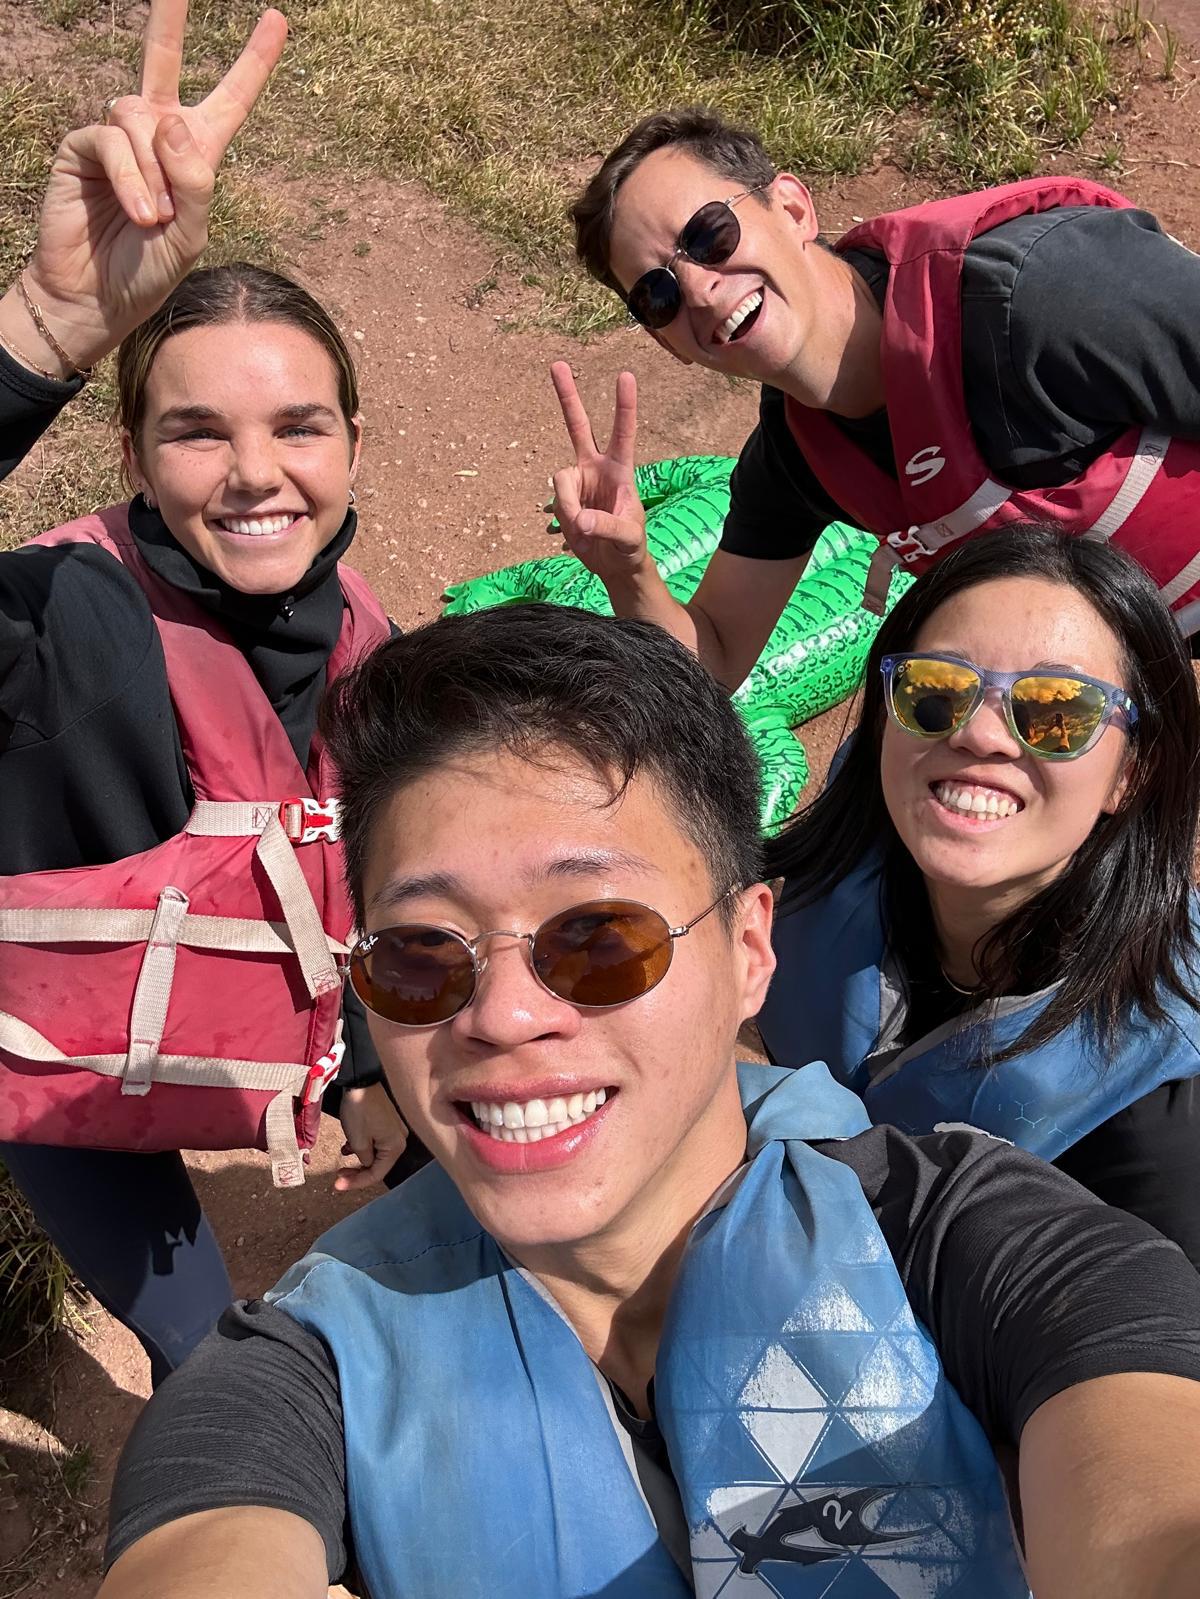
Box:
[443,456,913,828]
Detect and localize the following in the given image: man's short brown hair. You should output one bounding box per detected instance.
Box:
[572,108,776,296]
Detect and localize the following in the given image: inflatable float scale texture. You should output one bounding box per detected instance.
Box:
[443,456,913,829]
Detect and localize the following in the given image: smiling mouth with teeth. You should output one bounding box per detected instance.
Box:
[931,780,1023,820]
[214,513,303,537]
[464,1089,611,1143]
[716,290,763,345]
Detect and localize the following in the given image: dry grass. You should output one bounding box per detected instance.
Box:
[1,0,1161,541]
[0,1165,87,1369]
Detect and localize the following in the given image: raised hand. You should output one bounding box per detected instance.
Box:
[549,361,650,585]
[334,1083,410,1192]
[4,0,287,376]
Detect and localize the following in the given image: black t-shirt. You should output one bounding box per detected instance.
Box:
[0,352,384,1087]
[105,1124,1200,1587]
[720,206,1200,560]
[0,344,85,481]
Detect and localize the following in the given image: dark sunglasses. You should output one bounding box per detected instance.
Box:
[881,652,1138,760]
[346,891,736,1027]
[626,184,771,331]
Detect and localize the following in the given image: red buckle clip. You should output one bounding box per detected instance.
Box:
[279,796,341,844]
[303,1037,346,1105]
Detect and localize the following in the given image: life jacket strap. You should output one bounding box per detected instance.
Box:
[0,905,347,958]
[0,1008,311,1186]
[185,802,342,1000]
[124,885,189,1095]
[1082,427,1169,544]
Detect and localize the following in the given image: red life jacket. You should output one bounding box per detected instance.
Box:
[784,178,1200,628]
[0,506,390,1186]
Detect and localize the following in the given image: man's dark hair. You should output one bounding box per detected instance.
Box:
[766,526,1200,1062]
[322,603,764,926]
[572,108,776,295]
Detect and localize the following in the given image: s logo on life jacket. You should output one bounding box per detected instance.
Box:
[728,1486,924,1573]
[904,445,946,486]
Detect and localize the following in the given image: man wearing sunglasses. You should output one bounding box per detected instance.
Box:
[100,605,1200,1599]
[550,109,1200,690]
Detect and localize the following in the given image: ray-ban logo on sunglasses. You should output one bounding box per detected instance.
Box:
[904,445,946,486]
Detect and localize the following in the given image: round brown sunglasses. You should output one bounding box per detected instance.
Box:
[345,890,736,1027]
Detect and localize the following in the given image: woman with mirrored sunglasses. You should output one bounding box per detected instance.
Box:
[757,526,1200,1268]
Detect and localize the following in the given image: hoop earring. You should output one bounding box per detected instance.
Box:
[143,492,157,510]
[348,487,357,507]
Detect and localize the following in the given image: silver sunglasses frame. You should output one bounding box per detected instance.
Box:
[345,888,738,1026]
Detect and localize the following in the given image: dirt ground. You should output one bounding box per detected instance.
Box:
[4,1,1200,1593]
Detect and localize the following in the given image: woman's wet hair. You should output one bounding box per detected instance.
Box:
[116,262,359,447]
[766,526,1200,1059]
[321,602,765,929]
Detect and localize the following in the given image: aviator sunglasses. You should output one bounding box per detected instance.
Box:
[346,891,736,1027]
[626,184,771,331]
[881,653,1138,760]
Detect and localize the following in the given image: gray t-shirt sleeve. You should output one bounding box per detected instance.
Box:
[104,1298,348,1581]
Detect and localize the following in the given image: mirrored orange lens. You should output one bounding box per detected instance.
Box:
[532,900,672,1007]
[349,926,476,1025]
[1011,676,1105,754]
[892,658,981,737]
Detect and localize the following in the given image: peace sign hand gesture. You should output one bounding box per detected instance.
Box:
[549,361,650,585]
[11,0,287,376]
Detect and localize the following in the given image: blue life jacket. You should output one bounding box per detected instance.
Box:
[267,1063,1028,1598]
[758,853,1200,1156]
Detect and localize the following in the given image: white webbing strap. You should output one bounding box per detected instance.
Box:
[1082,429,1169,543]
[265,1088,306,1188]
[0,907,347,958]
[888,477,1014,565]
[861,544,899,616]
[187,802,341,1000]
[929,477,1013,542]
[123,886,188,1095]
[0,1010,308,1091]
[0,1009,311,1189]
[185,801,279,836]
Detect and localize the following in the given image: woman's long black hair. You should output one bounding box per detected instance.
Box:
[764,527,1200,1060]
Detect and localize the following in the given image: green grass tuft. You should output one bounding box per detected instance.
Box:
[0,1162,87,1366]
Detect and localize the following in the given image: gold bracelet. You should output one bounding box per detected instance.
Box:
[0,324,63,381]
[17,273,93,380]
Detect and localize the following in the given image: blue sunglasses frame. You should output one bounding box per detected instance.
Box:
[881,651,1139,760]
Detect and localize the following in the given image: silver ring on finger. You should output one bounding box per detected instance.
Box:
[102,95,122,123]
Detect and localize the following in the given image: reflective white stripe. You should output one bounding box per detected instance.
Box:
[1160,548,1200,610]
[1082,429,1169,542]
[123,886,189,1096]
